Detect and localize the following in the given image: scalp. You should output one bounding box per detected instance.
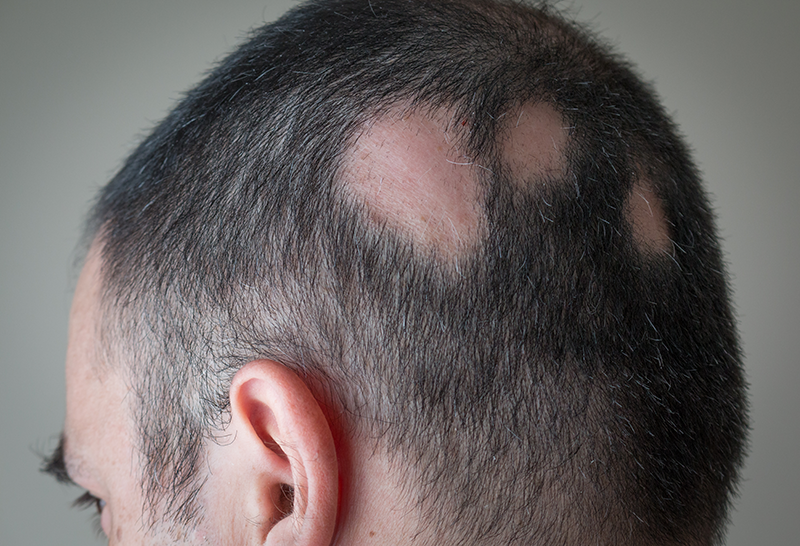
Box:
[625,178,672,255]
[343,107,484,256]
[500,102,569,188]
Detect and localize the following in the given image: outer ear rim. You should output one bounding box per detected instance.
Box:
[230,359,338,546]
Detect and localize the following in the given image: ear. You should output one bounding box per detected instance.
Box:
[225,360,338,546]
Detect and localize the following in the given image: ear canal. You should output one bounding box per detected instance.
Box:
[275,483,294,521]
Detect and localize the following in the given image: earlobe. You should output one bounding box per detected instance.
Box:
[228,360,338,546]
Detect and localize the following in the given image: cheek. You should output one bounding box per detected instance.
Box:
[106,503,138,545]
[101,505,111,538]
[104,473,150,544]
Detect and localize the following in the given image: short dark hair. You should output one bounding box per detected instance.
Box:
[87,0,748,544]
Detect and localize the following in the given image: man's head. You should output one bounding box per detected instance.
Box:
[46,0,748,544]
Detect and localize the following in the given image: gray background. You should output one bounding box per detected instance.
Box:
[1,1,797,544]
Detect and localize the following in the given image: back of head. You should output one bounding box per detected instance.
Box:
[87,0,748,544]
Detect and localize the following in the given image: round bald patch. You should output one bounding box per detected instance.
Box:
[625,180,672,255]
[502,103,569,185]
[344,110,483,254]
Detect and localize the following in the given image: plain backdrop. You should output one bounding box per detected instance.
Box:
[1,1,798,544]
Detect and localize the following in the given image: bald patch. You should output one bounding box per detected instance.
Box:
[625,179,672,255]
[344,109,483,255]
[502,103,569,185]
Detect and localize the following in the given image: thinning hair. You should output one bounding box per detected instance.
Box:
[87,0,747,544]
